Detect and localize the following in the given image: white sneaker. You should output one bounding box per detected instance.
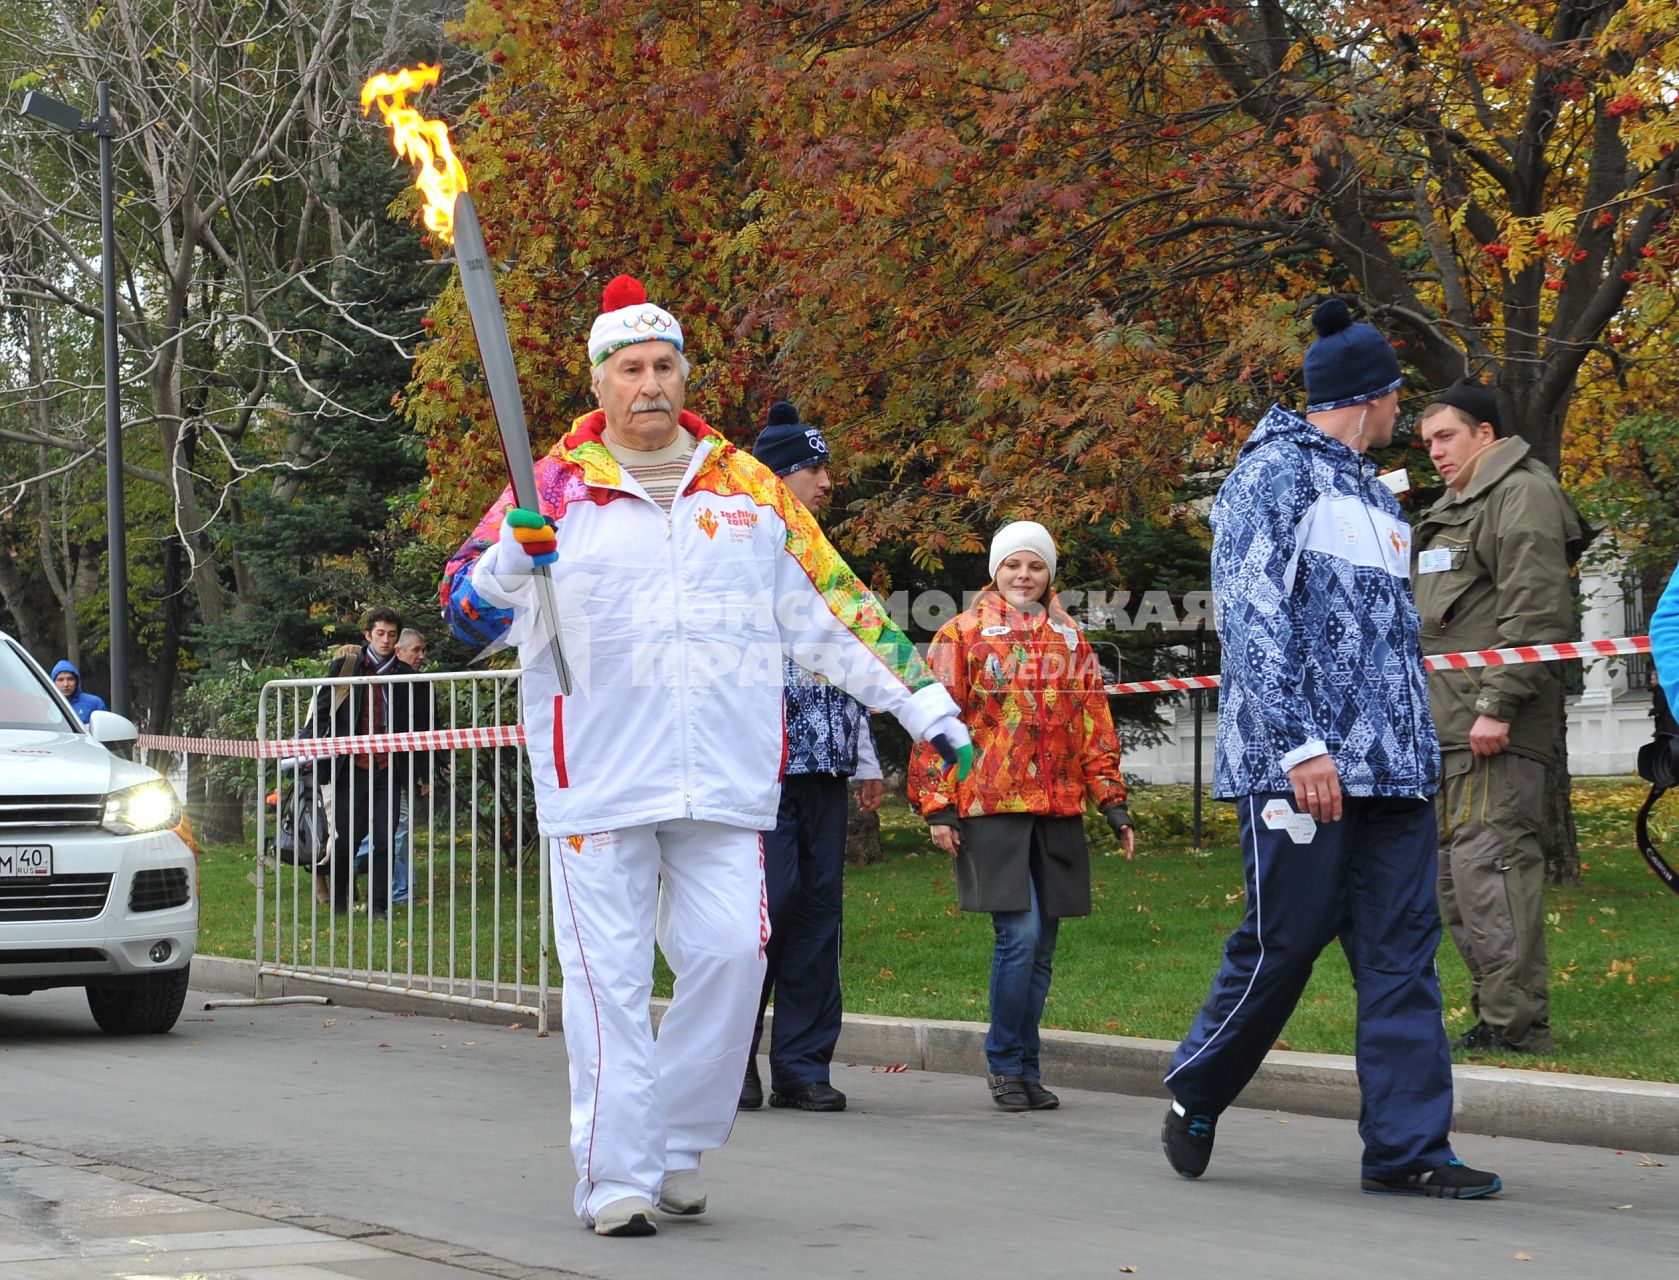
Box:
[657,1168,707,1216]
[592,1196,658,1237]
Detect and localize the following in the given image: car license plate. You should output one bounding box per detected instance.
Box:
[0,845,52,877]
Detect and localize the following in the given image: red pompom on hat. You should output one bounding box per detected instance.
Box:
[589,274,682,365]
[600,274,646,311]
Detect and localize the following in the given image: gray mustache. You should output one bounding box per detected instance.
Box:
[631,398,674,413]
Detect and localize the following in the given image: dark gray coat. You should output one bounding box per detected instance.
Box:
[939,813,1091,917]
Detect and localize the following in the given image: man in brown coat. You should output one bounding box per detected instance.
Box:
[1414,379,1588,1055]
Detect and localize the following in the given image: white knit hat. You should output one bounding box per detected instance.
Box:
[989,520,1057,582]
[587,274,684,367]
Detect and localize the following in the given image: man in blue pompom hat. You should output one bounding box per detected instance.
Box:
[1160,299,1503,1200]
[738,400,882,1115]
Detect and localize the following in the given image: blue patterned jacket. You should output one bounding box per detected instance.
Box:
[783,657,877,778]
[1211,404,1440,799]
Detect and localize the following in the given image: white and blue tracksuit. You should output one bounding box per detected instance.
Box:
[751,657,880,1090]
[1165,404,1456,1181]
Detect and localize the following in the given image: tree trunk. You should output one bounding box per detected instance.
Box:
[0,555,52,657]
[1542,742,1581,886]
[147,536,186,732]
[195,775,246,845]
[846,779,884,866]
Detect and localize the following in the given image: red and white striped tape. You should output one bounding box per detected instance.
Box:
[1103,634,1651,696]
[137,635,1651,758]
[136,723,528,761]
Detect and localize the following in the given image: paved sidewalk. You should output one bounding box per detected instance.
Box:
[0,1140,581,1280]
[194,955,1679,1154]
[2,982,1675,1280]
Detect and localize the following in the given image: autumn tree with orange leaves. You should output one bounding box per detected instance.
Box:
[406,1,1253,573]
[410,1,1678,562]
[398,0,1679,874]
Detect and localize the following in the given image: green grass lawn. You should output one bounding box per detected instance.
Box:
[194,776,1679,1081]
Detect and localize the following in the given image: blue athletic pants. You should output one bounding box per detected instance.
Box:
[1164,793,1457,1179]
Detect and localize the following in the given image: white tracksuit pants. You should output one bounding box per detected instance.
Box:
[550,820,767,1222]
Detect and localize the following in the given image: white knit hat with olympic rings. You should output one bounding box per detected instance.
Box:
[587,274,684,366]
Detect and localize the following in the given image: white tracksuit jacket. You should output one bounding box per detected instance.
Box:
[441,410,957,833]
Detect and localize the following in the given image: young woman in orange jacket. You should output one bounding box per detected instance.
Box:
[910,521,1136,1111]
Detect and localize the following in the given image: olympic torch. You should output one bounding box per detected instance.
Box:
[363,66,573,693]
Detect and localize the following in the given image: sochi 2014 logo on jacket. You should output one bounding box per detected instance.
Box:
[695,506,758,544]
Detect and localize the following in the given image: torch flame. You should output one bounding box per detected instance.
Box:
[361,64,468,244]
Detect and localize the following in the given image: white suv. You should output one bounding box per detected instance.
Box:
[0,631,197,1033]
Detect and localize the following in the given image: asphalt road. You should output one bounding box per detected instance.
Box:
[0,984,1673,1279]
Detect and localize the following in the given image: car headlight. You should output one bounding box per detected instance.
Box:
[103,780,182,836]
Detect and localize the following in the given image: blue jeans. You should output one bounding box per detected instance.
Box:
[985,870,1059,1079]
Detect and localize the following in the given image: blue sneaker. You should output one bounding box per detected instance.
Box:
[1362,1159,1502,1199]
[1162,1101,1216,1178]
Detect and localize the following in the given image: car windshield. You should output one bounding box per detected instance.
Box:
[0,641,79,732]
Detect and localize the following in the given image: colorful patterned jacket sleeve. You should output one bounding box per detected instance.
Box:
[907,619,966,818]
[751,453,957,739]
[440,479,519,652]
[439,438,605,653]
[1075,642,1127,811]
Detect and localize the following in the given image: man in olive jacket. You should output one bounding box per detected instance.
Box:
[1414,379,1588,1055]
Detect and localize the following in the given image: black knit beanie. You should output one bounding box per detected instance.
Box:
[1303,299,1403,411]
[752,401,830,477]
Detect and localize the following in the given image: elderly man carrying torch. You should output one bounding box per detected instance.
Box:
[440,276,970,1237]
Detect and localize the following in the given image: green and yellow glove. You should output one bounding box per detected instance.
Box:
[496,506,558,571]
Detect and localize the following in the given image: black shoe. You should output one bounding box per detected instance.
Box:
[988,1073,1031,1112]
[1021,1079,1060,1110]
[1452,1022,1531,1055]
[1362,1159,1502,1199]
[1162,1102,1216,1178]
[769,1081,847,1112]
[739,1060,763,1111]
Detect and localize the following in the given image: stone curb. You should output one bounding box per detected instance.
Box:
[190,955,1679,1156]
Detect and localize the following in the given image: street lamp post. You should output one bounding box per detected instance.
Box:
[20,82,129,720]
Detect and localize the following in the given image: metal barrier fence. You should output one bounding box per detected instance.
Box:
[254,669,550,1031]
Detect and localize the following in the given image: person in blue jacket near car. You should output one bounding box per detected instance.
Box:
[1159,299,1502,1201]
[51,660,106,724]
